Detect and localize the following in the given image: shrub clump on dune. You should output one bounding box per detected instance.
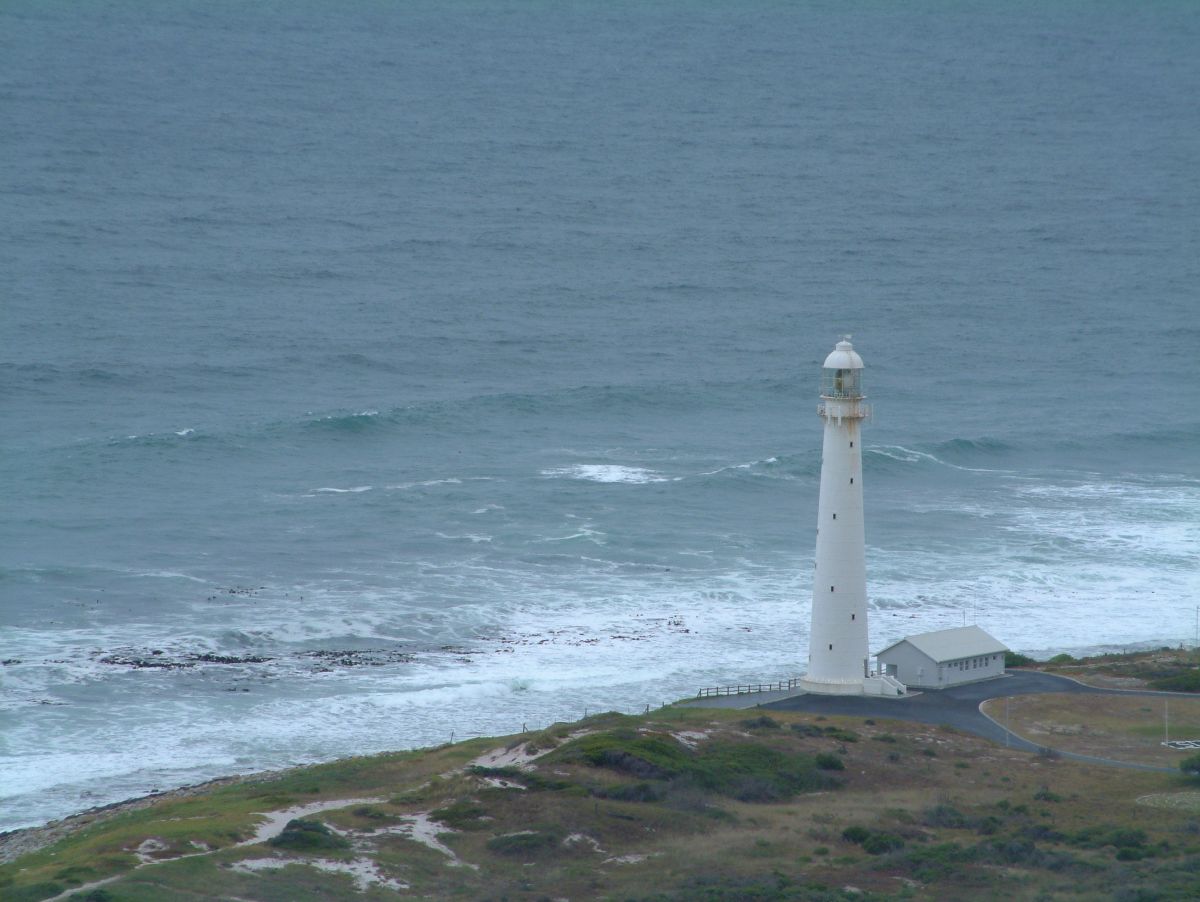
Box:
[551,729,840,803]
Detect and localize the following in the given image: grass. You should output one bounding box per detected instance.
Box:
[6,686,1200,900]
[982,692,1200,766]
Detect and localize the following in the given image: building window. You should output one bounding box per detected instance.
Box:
[850,441,854,448]
[851,613,855,620]
[850,477,854,484]
[829,644,833,651]
[832,513,837,520]
[831,586,835,592]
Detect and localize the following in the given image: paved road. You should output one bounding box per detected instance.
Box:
[747,671,1179,772]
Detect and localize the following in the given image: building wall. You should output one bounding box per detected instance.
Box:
[878,643,937,688]
[879,642,1005,689]
[941,650,1005,687]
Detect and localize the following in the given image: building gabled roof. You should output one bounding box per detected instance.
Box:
[876,625,1008,663]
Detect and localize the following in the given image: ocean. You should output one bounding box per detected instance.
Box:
[2,0,1197,832]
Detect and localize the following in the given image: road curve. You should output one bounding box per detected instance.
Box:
[758,670,1179,772]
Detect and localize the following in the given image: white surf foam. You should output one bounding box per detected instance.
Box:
[541,465,669,484]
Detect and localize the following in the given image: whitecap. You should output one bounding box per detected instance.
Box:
[314,486,373,493]
[435,532,493,543]
[385,478,464,490]
[541,465,669,484]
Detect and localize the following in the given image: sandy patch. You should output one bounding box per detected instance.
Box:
[1136,792,1200,812]
[604,852,657,864]
[243,797,385,846]
[469,730,594,771]
[134,837,171,864]
[231,855,409,891]
[671,730,711,749]
[563,833,606,854]
[372,812,479,870]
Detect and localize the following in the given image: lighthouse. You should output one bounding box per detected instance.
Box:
[799,338,877,695]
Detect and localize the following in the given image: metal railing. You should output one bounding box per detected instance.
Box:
[696,677,800,698]
[817,402,871,419]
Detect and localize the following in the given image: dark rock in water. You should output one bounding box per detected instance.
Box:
[188,653,273,665]
[98,655,193,670]
[300,649,415,667]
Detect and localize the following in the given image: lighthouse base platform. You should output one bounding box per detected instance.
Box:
[798,675,906,697]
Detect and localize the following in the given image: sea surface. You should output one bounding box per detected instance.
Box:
[2,0,1198,832]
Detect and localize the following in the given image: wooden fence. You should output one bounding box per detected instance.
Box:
[695,677,800,698]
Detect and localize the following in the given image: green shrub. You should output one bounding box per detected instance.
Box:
[874,733,898,744]
[815,752,845,771]
[922,804,969,829]
[1005,651,1036,668]
[976,816,1002,836]
[5,884,66,902]
[553,730,839,803]
[1048,653,1077,664]
[555,730,690,779]
[1152,671,1200,692]
[468,765,570,792]
[898,842,973,882]
[486,830,560,856]
[597,781,665,803]
[1034,787,1063,802]
[740,715,780,730]
[791,723,824,737]
[862,831,905,855]
[840,825,903,854]
[351,805,392,820]
[1069,825,1147,849]
[268,819,350,852]
[430,800,489,830]
[823,727,859,743]
[841,825,869,844]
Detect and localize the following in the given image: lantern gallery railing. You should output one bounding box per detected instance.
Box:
[817,402,871,418]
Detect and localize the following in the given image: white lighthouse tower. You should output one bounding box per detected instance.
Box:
[799,337,889,695]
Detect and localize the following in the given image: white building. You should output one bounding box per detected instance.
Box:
[875,625,1008,690]
[799,338,903,697]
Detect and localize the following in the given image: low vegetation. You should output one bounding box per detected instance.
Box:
[1025,645,1200,693]
[4,651,1200,900]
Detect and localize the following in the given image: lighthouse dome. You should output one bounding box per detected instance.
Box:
[822,339,863,370]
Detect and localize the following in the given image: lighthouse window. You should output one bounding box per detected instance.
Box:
[849,441,854,448]
[828,644,833,651]
[831,586,835,592]
[850,477,854,484]
[851,613,855,620]
[832,513,837,520]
